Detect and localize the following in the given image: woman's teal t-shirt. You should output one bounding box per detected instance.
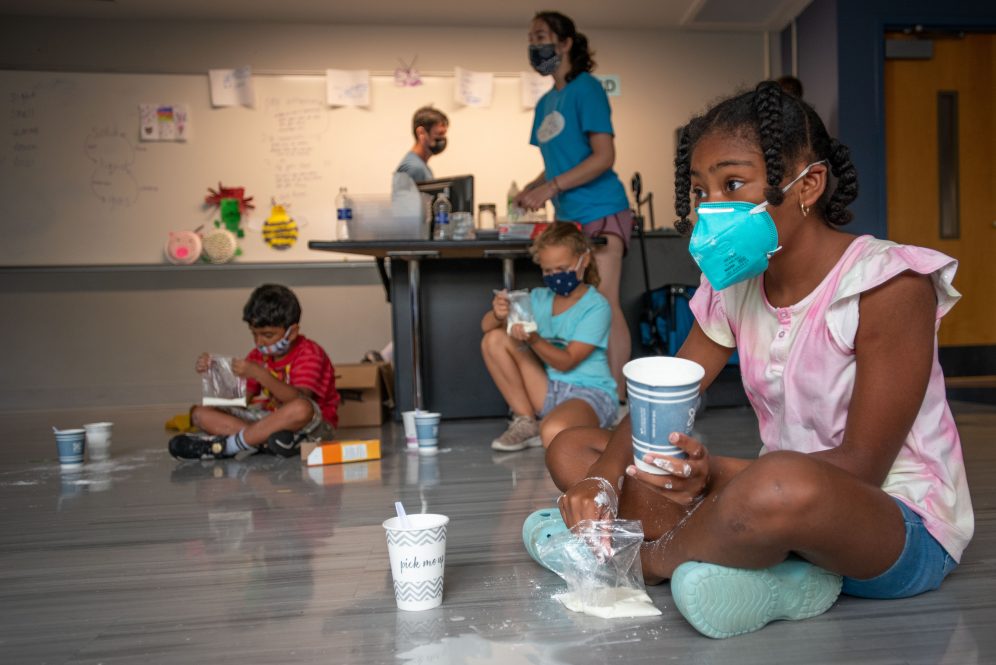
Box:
[529,285,617,399]
[529,72,629,224]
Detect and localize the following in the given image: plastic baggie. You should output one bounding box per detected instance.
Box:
[504,288,537,335]
[201,355,247,407]
[537,518,661,618]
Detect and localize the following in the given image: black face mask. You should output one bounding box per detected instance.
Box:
[529,43,561,76]
[428,137,447,155]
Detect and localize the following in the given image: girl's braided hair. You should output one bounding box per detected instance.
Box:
[673,80,858,234]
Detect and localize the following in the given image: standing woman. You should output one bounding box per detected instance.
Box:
[516,11,633,403]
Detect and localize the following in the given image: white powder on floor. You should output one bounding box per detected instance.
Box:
[554,588,662,618]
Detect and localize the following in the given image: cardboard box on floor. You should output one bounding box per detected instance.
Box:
[300,439,382,466]
[335,361,394,428]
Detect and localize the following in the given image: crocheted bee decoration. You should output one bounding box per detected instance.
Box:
[262,203,298,250]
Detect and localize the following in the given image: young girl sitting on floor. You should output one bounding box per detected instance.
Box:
[540,80,974,638]
[482,222,617,452]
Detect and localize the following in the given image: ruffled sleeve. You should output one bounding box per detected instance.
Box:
[689,273,737,348]
[827,238,961,351]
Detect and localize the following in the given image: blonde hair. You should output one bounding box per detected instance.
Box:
[529,222,600,287]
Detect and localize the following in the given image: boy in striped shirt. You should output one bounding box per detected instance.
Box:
[169,284,339,459]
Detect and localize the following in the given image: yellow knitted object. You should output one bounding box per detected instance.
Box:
[164,413,198,433]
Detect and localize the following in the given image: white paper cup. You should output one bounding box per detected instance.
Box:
[401,411,418,450]
[84,422,113,460]
[383,513,449,611]
[623,357,704,476]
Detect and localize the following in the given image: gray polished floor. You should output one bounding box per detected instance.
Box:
[0,402,993,664]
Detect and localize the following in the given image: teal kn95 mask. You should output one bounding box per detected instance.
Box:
[689,200,780,291]
[688,160,827,290]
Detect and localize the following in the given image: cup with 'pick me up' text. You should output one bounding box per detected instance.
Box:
[383,513,449,611]
[623,356,705,475]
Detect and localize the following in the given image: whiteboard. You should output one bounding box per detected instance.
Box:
[0,70,543,266]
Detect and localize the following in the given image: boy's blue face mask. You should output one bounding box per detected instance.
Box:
[257,326,296,356]
[688,160,826,291]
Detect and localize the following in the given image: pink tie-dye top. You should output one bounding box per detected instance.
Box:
[690,235,974,561]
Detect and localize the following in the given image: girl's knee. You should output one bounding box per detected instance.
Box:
[481,327,509,356]
[718,451,824,534]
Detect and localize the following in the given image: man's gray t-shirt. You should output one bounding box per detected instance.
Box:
[396,151,433,183]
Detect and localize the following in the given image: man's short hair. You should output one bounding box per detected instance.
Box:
[412,106,449,139]
[243,284,301,328]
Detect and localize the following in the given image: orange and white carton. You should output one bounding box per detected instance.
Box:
[300,439,381,467]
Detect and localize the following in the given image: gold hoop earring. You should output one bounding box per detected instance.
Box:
[800,200,811,217]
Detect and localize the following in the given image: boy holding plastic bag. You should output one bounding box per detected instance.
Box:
[481,222,617,451]
[169,284,338,460]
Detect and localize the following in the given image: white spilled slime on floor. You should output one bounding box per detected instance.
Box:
[396,632,557,665]
[554,587,662,619]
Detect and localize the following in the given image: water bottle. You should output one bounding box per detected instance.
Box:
[336,186,352,240]
[432,189,452,240]
[507,181,520,223]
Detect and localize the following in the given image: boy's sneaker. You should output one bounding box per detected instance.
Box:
[265,430,302,458]
[168,434,227,460]
[670,558,843,639]
[491,416,541,452]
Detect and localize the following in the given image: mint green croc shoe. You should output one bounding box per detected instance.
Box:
[522,508,568,571]
[670,558,843,639]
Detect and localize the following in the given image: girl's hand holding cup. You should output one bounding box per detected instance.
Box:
[627,432,711,506]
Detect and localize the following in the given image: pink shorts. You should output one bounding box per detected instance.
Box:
[580,209,635,255]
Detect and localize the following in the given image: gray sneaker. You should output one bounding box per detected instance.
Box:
[491,416,542,452]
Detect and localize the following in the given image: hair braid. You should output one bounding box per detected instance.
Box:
[754,81,785,205]
[673,126,694,234]
[825,138,858,226]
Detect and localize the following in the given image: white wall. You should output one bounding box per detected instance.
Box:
[0,16,764,410]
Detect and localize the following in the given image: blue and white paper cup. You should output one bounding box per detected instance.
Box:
[383,513,449,611]
[414,412,441,455]
[53,428,86,467]
[623,357,705,475]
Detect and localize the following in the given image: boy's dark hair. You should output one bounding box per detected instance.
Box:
[412,106,448,140]
[242,284,301,328]
[673,80,858,233]
[533,11,595,83]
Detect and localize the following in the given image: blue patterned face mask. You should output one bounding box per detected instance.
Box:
[543,254,586,296]
[257,326,296,356]
[688,160,826,290]
[529,43,561,76]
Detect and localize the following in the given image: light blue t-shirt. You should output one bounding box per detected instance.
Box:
[530,285,617,399]
[529,72,629,224]
[396,151,433,183]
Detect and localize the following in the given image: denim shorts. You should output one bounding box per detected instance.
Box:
[537,379,617,428]
[841,497,958,599]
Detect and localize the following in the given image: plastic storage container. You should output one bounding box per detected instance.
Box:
[346,194,427,241]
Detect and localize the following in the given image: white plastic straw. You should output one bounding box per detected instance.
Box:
[395,501,412,529]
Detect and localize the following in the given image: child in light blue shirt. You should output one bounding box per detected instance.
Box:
[481,222,617,453]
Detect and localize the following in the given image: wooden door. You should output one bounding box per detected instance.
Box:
[885,33,995,347]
